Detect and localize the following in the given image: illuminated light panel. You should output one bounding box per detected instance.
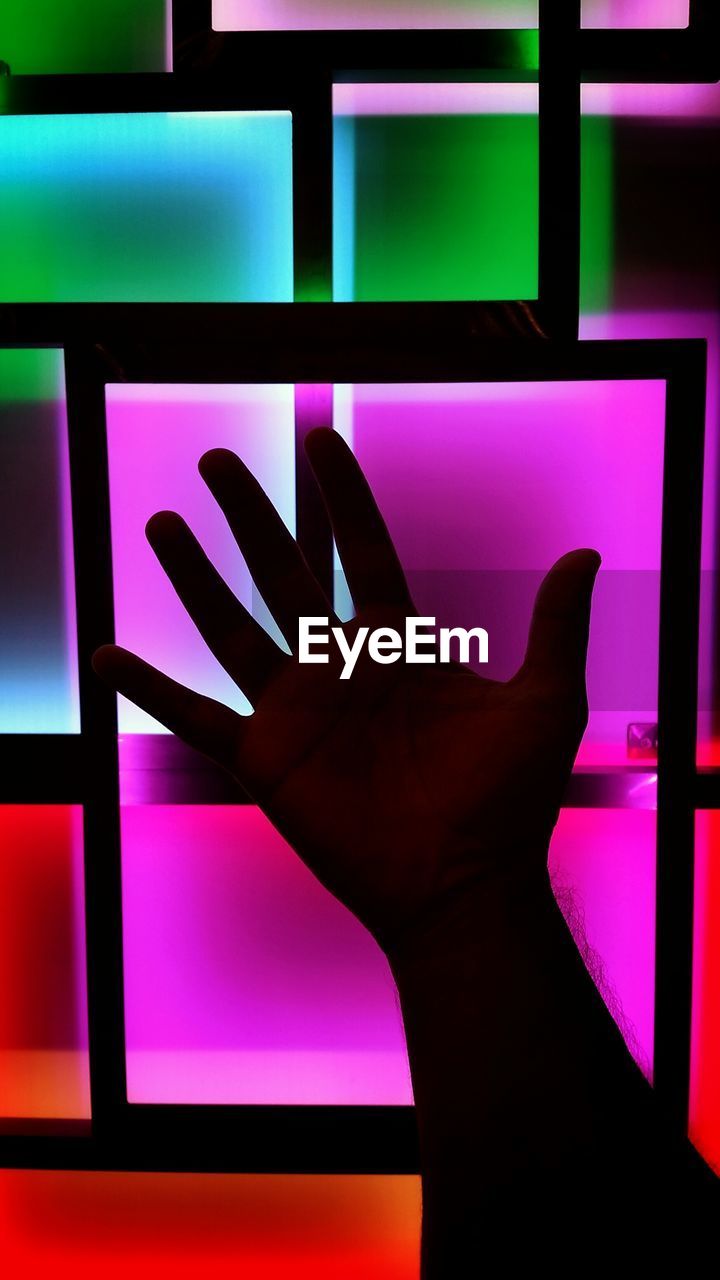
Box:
[333,83,538,302]
[106,384,295,732]
[0,807,90,1122]
[582,0,689,26]
[0,1,168,74]
[0,113,293,302]
[121,806,411,1105]
[0,1171,421,1279]
[335,380,665,768]
[214,0,537,31]
[582,82,720,118]
[579,312,719,765]
[550,809,655,1072]
[0,348,79,733]
[691,813,720,1172]
[334,81,536,116]
[122,805,653,1105]
[580,82,720,763]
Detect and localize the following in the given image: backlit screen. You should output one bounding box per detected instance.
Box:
[0,807,89,1123]
[122,806,654,1104]
[0,113,293,302]
[333,84,538,302]
[0,348,79,733]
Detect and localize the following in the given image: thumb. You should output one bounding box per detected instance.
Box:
[520,549,601,691]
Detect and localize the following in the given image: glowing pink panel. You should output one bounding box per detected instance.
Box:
[336,380,666,768]
[122,805,653,1103]
[333,82,536,117]
[579,313,719,764]
[106,385,295,731]
[580,85,720,765]
[582,82,720,119]
[122,806,411,1104]
[691,813,720,1173]
[213,0,536,31]
[582,0,688,26]
[550,809,655,1072]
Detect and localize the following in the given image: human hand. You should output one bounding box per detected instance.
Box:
[92,429,600,954]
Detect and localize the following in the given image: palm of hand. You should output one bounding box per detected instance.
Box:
[93,430,599,953]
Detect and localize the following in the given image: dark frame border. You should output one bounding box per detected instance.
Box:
[0,310,707,1169]
[173,0,720,81]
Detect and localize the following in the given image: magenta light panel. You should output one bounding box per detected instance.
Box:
[106,384,296,732]
[335,379,666,769]
[582,0,689,26]
[213,0,537,31]
[122,806,654,1104]
[579,83,720,766]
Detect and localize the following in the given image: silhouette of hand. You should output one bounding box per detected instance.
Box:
[93,429,600,953]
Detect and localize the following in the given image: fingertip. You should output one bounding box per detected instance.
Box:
[145,509,183,543]
[198,447,240,482]
[580,548,602,572]
[91,643,120,679]
[552,547,601,572]
[304,426,336,458]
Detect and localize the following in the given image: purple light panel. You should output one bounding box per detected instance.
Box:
[112,379,662,1103]
[122,806,654,1104]
[122,806,411,1105]
[106,385,295,732]
[333,82,536,116]
[582,0,689,26]
[213,0,536,31]
[212,0,689,29]
[335,380,666,768]
[582,82,720,118]
[580,83,720,765]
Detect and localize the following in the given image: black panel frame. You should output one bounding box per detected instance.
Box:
[173,0,720,82]
[1,2,583,325]
[0,311,707,1170]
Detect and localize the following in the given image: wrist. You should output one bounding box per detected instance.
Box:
[387,856,652,1168]
[385,858,558,990]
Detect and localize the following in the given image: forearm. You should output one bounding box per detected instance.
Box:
[388,865,715,1272]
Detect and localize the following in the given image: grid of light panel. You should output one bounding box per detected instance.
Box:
[0,113,293,302]
[0,0,717,1222]
[211,0,690,30]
